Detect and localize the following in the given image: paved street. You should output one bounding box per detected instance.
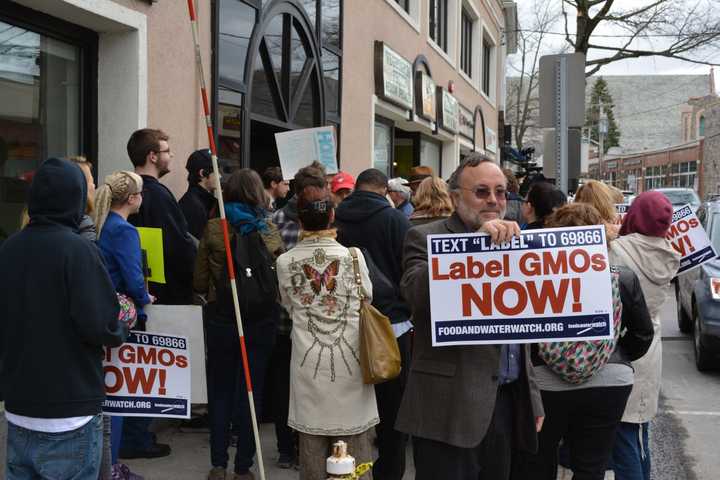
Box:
[1,290,719,479]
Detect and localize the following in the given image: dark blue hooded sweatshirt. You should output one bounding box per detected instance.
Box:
[0,158,124,418]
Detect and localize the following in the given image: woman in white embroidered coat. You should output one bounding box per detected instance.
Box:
[608,191,681,480]
[276,185,379,480]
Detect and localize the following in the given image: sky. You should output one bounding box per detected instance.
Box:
[515,0,720,92]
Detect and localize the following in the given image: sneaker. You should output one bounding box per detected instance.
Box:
[277,453,295,469]
[111,464,145,480]
[207,467,227,480]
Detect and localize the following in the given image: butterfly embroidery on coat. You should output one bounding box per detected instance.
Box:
[303,260,340,295]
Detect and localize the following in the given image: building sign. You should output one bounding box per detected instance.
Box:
[485,127,497,153]
[623,158,641,167]
[458,104,474,141]
[414,71,436,122]
[374,41,413,110]
[436,87,458,134]
[605,161,618,169]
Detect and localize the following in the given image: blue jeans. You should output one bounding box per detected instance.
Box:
[6,414,103,480]
[611,422,651,480]
[205,308,274,474]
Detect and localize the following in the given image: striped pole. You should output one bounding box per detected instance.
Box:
[185,2,266,479]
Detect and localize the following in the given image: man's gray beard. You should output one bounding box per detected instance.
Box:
[456,201,507,231]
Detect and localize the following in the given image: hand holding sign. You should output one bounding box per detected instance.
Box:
[480,219,521,244]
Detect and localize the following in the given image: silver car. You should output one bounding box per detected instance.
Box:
[676,201,720,370]
[654,187,701,213]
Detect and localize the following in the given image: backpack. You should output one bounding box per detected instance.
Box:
[537,268,622,385]
[214,228,278,321]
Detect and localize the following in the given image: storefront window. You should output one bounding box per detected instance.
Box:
[218,0,256,92]
[322,49,340,118]
[321,0,341,50]
[420,137,441,175]
[374,119,392,175]
[0,21,82,241]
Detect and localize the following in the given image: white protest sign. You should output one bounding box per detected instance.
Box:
[103,331,190,418]
[427,226,613,346]
[615,204,629,221]
[274,126,338,179]
[667,204,718,274]
[144,304,206,403]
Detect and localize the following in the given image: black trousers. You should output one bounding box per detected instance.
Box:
[373,331,412,480]
[514,385,632,480]
[269,332,296,457]
[412,382,516,480]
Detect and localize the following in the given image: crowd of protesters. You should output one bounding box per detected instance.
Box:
[0,127,681,480]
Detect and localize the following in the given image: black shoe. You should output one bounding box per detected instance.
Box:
[119,442,172,459]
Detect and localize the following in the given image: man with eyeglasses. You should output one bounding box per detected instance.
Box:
[397,153,545,479]
[121,128,198,459]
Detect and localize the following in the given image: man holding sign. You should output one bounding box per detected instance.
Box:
[396,155,544,479]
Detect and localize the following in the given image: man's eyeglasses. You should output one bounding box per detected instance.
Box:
[458,186,508,200]
[154,148,172,156]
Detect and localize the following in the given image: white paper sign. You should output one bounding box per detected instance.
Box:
[427,226,613,346]
[143,305,206,403]
[668,204,718,274]
[103,331,191,418]
[275,126,338,180]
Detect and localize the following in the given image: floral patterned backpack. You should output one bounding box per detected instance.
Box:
[537,268,623,385]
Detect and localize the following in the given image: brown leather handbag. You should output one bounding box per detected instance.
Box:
[349,248,402,384]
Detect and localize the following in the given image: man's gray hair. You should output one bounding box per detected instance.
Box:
[388,177,411,199]
[447,153,496,191]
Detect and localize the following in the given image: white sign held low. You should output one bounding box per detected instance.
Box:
[668,204,718,274]
[103,331,191,419]
[427,226,614,346]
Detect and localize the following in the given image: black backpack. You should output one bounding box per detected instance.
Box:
[214,228,278,321]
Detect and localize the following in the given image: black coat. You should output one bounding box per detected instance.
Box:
[129,175,197,305]
[179,184,217,240]
[335,190,412,324]
[0,158,124,417]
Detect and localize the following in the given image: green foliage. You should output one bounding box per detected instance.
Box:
[585,77,621,153]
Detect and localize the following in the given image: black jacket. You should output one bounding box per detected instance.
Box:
[129,175,197,305]
[179,184,217,240]
[335,190,412,324]
[360,247,411,326]
[0,158,124,417]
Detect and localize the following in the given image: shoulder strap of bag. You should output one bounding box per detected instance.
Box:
[349,247,365,301]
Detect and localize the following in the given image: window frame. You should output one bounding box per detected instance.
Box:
[460,6,473,77]
[429,0,449,53]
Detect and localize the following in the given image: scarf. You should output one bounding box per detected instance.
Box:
[299,228,337,241]
[225,202,268,235]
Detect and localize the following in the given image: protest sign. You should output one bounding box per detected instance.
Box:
[615,204,629,221]
[274,126,338,179]
[103,331,190,418]
[145,305,206,403]
[668,204,718,274]
[427,226,613,346]
[136,227,165,284]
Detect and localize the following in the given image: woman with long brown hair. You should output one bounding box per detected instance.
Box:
[409,176,454,226]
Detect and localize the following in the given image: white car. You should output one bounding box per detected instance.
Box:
[653,188,701,213]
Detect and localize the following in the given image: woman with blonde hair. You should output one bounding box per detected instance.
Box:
[409,176,454,226]
[574,180,621,239]
[94,170,153,480]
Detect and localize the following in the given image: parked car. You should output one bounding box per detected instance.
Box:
[654,187,701,213]
[676,201,720,370]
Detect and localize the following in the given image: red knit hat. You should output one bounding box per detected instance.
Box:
[620,191,674,238]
